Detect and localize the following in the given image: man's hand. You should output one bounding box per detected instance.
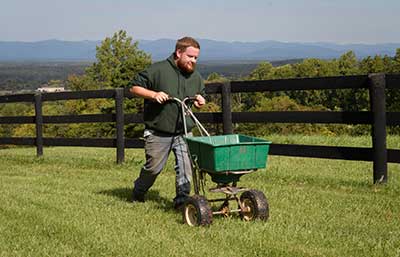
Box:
[152,91,169,104]
[194,94,206,108]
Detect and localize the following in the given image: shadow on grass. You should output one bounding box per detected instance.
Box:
[98,187,252,224]
[97,187,174,212]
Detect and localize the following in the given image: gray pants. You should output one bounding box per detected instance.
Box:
[133,130,192,206]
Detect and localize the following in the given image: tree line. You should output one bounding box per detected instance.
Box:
[206,47,400,136]
[1,30,399,139]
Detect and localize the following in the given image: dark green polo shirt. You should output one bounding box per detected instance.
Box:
[131,54,205,134]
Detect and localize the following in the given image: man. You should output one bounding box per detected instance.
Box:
[129,37,206,209]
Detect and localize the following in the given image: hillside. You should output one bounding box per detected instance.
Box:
[0,62,89,92]
[0,60,302,92]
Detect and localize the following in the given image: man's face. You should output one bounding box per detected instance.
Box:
[176,46,200,74]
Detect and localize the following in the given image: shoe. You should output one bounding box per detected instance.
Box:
[131,191,145,203]
[174,202,184,212]
[174,201,186,212]
[173,197,189,211]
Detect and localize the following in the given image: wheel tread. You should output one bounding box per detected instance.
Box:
[240,189,269,221]
[183,195,212,226]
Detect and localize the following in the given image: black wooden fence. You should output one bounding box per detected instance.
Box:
[1,73,400,184]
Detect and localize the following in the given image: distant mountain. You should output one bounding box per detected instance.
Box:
[0,39,399,62]
[0,40,99,61]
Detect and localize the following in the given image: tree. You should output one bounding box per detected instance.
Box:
[0,103,32,137]
[248,62,273,80]
[269,64,296,79]
[372,55,385,73]
[236,95,332,136]
[359,55,385,74]
[382,55,394,73]
[287,59,335,107]
[392,48,400,73]
[66,74,98,91]
[387,49,400,114]
[337,51,359,76]
[64,30,152,138]
[205,72,228,83]
[333,51,368,111]
[86,30,152,89]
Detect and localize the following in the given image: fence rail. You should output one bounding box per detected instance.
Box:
[1,73,400,183]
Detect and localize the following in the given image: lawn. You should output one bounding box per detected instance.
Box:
[0,135,399,257]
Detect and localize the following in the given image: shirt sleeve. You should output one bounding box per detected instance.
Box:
[130,69,152,89]
[198,76,206,97]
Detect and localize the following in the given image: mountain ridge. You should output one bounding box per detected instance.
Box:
[0,39,399,62]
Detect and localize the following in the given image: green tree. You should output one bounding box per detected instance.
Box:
[248,62,273,80]
[66,74,98,91]
[382,55,394,73]
[292,58,338,78]
[236,96,332,136]
[64,30,152,138]
[387,49,400,117]
[269,64,296,79]
[333,51,369,111]
[0,103,32,137]
[359,55,385,74]
[392,48,400,73]
[287,59,335,107]
[86,30,151,89]
[372,55,385,73]
[205,72,229,83]
[337,51,359,75]
[67,30,151,92]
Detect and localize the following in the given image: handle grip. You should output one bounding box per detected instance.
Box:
[168,96,197,104]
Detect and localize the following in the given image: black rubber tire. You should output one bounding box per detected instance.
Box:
[240,189,269,221]
[183,195,213,226]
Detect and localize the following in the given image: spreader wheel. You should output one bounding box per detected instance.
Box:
[240,189,269,221]
[183,195,212,226]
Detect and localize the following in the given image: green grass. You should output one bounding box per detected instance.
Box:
[0,135,399,257]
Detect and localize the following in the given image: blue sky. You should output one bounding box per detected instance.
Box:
[1,0,399,43]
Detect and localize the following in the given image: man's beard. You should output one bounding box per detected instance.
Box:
[177,59,196,74]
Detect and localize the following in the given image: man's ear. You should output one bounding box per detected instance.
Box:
[175,49,182,59]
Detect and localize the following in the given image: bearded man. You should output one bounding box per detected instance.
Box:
[129,37,206,210]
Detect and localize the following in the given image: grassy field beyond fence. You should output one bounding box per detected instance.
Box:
[0,135,399,257]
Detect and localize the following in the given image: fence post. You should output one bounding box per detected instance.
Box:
[115,88,125,164]
[34,92,43,157]
[221,82,233,134]
[368,73,387,184]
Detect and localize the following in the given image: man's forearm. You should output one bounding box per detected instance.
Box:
[130,86,169,104]
[130,86,156,100]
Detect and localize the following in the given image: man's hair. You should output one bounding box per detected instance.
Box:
[175,37,200,53]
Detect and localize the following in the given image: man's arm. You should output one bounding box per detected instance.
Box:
[130,86,169,104]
